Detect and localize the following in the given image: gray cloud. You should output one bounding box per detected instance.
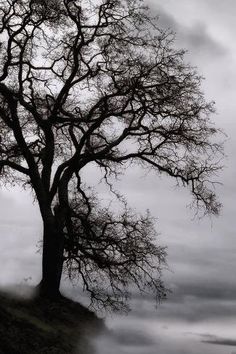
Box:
[150,5,226,60]
[110,328,157,347]
[94,327,160,354]
[181,22,225,58]
[201,334,236,347]
[128,296,236,324]
[155,7,179,32]
[94,318,220,354]
[116,268,236,324]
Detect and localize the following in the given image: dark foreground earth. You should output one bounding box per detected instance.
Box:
[0,287,104,354]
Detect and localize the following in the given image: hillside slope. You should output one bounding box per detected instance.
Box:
[0,288,104,354]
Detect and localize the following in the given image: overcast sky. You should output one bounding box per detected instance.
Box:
[1,1,236,354]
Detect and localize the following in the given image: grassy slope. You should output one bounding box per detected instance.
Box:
[0,288,105,354]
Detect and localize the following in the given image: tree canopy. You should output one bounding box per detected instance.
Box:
[0,0,223,311]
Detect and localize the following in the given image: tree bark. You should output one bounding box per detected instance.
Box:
[37,219,64,300]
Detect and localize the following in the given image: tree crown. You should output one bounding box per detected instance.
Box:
[0,0,223,310]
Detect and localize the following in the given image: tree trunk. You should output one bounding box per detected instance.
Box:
[37,219,64,300]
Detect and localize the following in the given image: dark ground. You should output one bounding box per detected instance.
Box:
[0,288,105,354]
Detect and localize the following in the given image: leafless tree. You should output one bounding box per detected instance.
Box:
[0,0,222,309]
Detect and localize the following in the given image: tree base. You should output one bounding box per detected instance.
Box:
[35,280,63,301]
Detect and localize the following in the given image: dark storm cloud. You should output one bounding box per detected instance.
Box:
[160,291,236,322]
[130,296,236,323]
[201,334,236,347]
[122,269,236,323]
[153,6,226,59]
[171,278,236,303]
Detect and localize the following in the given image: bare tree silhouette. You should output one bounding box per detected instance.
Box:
[0,0,222,310]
